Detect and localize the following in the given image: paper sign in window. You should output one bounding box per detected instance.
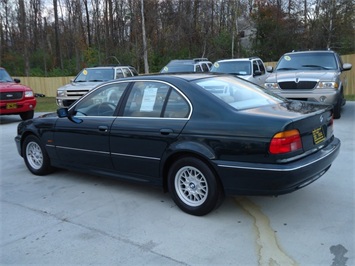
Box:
[140,87,158,111]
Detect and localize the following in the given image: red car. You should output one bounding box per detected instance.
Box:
[0,67,36,120]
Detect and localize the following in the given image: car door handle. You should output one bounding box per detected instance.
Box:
[160,128,173,135]
[98,126,109,132]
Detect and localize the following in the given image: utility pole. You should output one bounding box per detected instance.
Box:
[141,0,149,73]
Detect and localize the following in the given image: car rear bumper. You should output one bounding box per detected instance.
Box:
[0,99,36,115]
[215,137,340,196]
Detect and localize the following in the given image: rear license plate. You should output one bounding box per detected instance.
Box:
[312,127,325,144]
[6,103,17,109]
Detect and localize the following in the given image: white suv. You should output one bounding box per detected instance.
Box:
[210,57,270,86]
[56,65,138,107]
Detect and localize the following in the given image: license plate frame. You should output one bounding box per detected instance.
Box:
[6,103,17,109]
[312,127,325,144]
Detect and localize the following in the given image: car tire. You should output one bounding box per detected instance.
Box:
[333,96,342,119]
[168,156,222,216]
[20,110,34,120]
[23,135,53,175]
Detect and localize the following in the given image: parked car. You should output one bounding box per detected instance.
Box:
[56,65,139,107]
[15,73,340,216]
[0,67,36,120]
[264,50,352,119]
[210,57,270,86]
[160,58,212,73]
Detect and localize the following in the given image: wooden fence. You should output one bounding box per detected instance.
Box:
[18,54,355,97]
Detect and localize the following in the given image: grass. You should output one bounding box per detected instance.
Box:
[35,95,355,113]
[35,97,58,112]
[345,95,355,101]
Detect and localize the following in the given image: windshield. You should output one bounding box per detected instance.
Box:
[0,69,14,82]
[211,61,251,75]
[276,53,337,71]
[161,65,195,73]
[193,76,283,110]
[74,68,114,82]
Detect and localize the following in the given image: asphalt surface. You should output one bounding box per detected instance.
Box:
[0,103,354,265]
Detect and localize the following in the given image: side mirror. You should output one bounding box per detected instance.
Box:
[343,63,352,71]
[14,78,21,83]
[57,108,69,118]
[266,66,273,73]
[57,108,82,124]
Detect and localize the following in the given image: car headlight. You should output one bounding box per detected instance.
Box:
[264,83,279,89]
[57,90,66,97]
[316,81,338,89]
[24,91,34,97]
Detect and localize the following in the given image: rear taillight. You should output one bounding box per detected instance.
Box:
[269,129,302,154]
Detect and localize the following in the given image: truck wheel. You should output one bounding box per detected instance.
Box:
[20,110,34,120]
[333,96,342,119]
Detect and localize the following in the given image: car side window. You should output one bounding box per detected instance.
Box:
[257,60,265,74]
[115,69,124,79]
[201,63,209,72]
[129,67,139,76]
[122,67,133,77]
[164,90,190,118]
[74,82,129,117]
[195,65,203,72]
[123,81,170,117]
[123,81,189,118]
[252,61,259,74]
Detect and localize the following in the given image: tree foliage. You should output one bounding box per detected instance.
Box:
[0,0,354,76]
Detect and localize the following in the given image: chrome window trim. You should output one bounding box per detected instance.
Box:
[70,79,193,120]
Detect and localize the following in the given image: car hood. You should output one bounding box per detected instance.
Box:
[0,82,31,91]
[266,70,337,82]
[57,81,104,91]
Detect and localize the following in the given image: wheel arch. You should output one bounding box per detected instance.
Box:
[161,148,224,194]
[19,131,38,157]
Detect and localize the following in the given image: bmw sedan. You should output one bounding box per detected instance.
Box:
[15,73,340,216]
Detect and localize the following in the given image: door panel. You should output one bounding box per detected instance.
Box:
[109,81,191,183]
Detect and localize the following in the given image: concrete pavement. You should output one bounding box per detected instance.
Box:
[1,103,354,265]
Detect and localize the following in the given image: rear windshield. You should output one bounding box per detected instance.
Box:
[211,61,251,75]
[193,76,283,110]
[276,53,337,71]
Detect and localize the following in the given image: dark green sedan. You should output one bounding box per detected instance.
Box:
[15,73,340,216]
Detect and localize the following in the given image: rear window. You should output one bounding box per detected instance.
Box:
[193,76,283,110]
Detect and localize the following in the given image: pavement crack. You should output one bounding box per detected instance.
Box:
[235,197,298,266]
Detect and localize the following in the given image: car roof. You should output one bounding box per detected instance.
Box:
[167,58,211,65]
[121,72,221,82]
[84,65,136,70]
[285,50,336,55]
[215,57,260,63]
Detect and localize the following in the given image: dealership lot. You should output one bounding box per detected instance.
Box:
[1,103,354,265]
